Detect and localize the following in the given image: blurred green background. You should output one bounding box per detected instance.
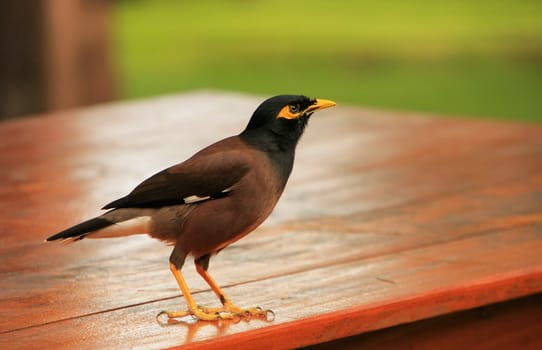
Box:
[112,0,542,122]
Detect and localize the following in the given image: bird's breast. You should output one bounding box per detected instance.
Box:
[180,155,284,257]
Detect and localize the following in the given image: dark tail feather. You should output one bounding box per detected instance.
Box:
[46,217,113,242]
[102,197,125,209]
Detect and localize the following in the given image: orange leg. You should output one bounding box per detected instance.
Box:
[159,262,236,321]
[194,258,273,319]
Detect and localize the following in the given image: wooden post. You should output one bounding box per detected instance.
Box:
[0,0,115,119]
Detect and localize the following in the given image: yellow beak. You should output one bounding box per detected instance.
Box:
[306,99,337,113]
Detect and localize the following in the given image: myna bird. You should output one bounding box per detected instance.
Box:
[46,95,336,322]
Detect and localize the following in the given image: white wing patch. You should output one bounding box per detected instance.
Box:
[183,187,232,204]
[183,195,211,204]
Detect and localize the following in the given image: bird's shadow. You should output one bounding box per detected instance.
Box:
[156,312,274,344]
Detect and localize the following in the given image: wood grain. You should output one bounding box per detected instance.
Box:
[1,91,541,349]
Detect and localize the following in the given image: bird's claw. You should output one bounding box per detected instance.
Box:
[263,308,276,322]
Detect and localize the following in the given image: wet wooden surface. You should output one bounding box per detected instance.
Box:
[1,91,541,349]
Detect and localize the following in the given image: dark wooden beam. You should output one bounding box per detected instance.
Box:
[0,0,115,119]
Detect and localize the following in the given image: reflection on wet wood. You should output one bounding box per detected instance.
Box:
[1,92,541,349]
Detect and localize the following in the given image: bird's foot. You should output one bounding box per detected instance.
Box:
[198,303,275,321]
[157,305,232,322]
[157,304,274,323]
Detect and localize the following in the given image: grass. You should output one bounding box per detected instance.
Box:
[112,0,542,122]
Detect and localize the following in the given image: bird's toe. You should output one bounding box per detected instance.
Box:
[223,303,274,321]
[156,309,193,325]
[158,305,238,322]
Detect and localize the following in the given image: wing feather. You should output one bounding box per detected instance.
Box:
[103,138,251,209]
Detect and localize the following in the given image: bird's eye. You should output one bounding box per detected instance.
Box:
[289,104,299,114]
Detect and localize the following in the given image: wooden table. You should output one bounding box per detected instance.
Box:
[1,92,541,349]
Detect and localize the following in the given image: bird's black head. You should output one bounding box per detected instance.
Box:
[240,95,336,152]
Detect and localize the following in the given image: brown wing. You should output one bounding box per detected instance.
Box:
[103,138,251,209]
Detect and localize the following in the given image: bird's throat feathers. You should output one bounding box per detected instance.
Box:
[240,115,309,153]
[240,119,305,191]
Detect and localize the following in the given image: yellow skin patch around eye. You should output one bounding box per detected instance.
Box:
[277,99,337,120]
[277,105,301,120]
